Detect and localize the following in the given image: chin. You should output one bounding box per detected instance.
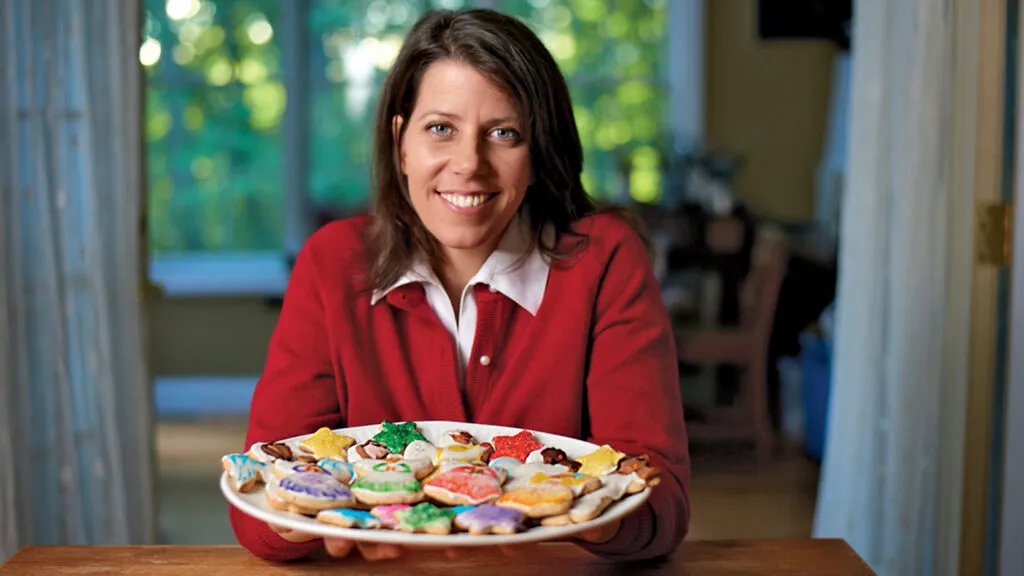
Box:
[432,232,494,252]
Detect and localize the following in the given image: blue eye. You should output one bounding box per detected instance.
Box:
[427,123,452,136]
[491,127,521,141]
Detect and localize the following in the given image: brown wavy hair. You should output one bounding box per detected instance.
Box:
[365,9,645,291]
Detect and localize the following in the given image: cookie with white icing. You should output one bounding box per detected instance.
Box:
[317,458,355,485]
[221,453,266,493]
[350,461,425,506]
[266,472,356,515]
[526,471,602,497]
[423,464,504,506]
[353,457,434,481]
[247,441,296,464]
[346,440,391,462]
[317,508,383,529]
[495,483,574,519]
[438,429,479,447]
[271,459,330,480]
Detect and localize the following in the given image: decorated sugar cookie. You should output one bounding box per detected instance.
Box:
[567,474,635,523]
[354,457,434,481]
[392,502,457,534]
[351,461,425,506]
[317,508,383,530]
[403,439,441,462]
[247,441,294,463]
[439,429,479,447]
[370,504,412,528]
[266,472,356,515]
[424,464,504,506]
[316,458,355,485]
[491,430,544,462]
[502,462,580,490]
[271,459,329,480]
[439,442,494,465]
[525,447,582,472]
[347,440,391,462]
[495,483,574,518]
[489,456,525,478]
[455,504,525,535]
[370,421,428,453]
[221,453,266,493]
[576,445,627,477]
[615,454,662,488]
[299,427,356,460]
[527,471,602,497]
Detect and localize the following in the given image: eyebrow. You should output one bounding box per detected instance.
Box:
[415,111,520,124]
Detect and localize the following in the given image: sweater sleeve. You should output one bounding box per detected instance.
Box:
[229,237,344,561]
[576,221,691,561]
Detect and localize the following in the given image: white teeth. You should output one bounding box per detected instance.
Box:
[440,193,489,208]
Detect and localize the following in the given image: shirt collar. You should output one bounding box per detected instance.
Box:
[370,216,550,316]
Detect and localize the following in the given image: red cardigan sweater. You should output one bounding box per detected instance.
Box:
[230,213,691,561]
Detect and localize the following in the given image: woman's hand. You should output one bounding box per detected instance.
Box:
[573,519,620,545]
[268,523,405,560]
[267,522,319,543]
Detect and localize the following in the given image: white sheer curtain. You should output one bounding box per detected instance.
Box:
[0,0,155,561]
[812,0,964,574]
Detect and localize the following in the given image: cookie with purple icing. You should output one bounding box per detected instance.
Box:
[454,503,525,535]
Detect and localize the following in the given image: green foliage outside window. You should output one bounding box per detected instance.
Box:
[144,0,666,253]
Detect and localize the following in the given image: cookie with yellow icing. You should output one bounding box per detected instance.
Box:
[576,445,627,477]
[299,427,356,460]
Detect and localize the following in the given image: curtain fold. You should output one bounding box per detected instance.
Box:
[812,0,955,574]
[0,0,154,562]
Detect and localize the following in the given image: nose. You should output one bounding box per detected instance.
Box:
[451,133,485,176]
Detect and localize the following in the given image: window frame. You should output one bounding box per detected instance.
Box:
[148,0,704,298]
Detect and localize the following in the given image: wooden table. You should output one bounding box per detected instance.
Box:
[1,540,873,575]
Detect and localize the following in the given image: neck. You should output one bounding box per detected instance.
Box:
[437,244,494,308]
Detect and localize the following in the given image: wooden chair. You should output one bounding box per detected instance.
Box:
[675,225,790,461]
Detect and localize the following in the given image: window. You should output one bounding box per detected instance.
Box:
[143,0,671,296]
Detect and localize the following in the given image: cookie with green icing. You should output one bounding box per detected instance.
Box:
[392,502,457,534]
[370,421,428,453]
[350,461,425,506]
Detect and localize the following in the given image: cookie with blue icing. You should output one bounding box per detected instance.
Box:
[316,508,383,529]
[221,453,266,493]
[317,458,355,485]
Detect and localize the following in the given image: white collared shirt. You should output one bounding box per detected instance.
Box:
[370,218,551,387]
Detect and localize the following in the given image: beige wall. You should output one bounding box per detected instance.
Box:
[149,298,276,375]
[705,0,839,223]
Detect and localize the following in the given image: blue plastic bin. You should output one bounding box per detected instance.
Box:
[799,332,832,462]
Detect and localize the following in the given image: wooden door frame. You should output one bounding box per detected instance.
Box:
[954,0,1015,574]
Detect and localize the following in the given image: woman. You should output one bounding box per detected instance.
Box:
[231,8,690,562]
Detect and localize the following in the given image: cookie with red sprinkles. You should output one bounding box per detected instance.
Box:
[490,430,544,462]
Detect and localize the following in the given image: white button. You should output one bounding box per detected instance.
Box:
[479,355,491,366]
[488,285,497,293]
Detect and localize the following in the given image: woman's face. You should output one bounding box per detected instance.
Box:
[397,60,531,261]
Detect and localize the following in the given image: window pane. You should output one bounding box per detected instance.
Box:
[502,0,668,202]
[144,0,285,253]
[308,0,430,214]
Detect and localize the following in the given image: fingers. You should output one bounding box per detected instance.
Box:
[355,542,404,561]
[324,538,355,558]
[267,523,319,543]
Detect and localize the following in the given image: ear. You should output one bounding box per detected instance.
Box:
[392,115,406,174]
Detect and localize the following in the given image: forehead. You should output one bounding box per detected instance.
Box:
[412,60,519,118]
